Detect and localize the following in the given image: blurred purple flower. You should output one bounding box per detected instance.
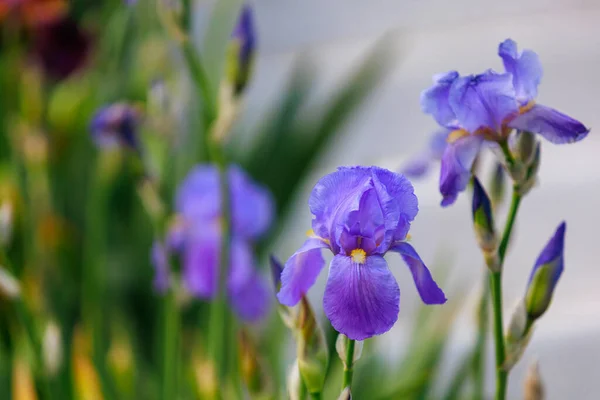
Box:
[419,39,589,206]
[277,166,446,340]
[32,16,90,81]
[525,222,566,320]
[89,103,141,151]
[156,165,274,322]
[227,4,256,94]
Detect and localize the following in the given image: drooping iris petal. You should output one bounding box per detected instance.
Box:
[151,241,170,294]
[228,239,270,321]
[277,237,329,306]
[389,242,447,304]
[498,39,543,104]
[508,104,589,144]
[323,255,400,340]
[401,129,450,178]
[439,134,482,207]
[229,165,274,239]
[420,71,460,128]
[309,167,372,245]
[372,167,418,243]
[449,71,518,134]
[182,229,219,298]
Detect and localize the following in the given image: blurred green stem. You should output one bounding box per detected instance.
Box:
[161,289,179,400]
[472,274,490,400]
[14,299,53,399]
[342,337,355,390]
[1,251,52,399]
[310,393,322,400]
[490,189,521,400]
[82,161,117,400]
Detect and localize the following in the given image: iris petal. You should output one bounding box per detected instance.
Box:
[389,242,446,304]
[182,229,219,298]
[498,39,543,104]
[323,255,400,340]
[508,104,589,144]
[277,237,329,306]
[228,239,270,321]
[449,72,518,134]
[420,71,460,128]
[439,134,482,207]
[229,165,274,239]
[372,167,418,243]
[309,167,372,246]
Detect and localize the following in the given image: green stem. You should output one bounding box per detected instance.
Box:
[472,274,490,400]
[161,290,179,400]
[298,376,308,400]
[14,299,53,399]
[490,189,522,400]
[310,392,322,400]
[82,161,117,400]
[342,337,355,390]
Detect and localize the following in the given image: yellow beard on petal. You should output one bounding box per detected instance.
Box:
[350,249,367,264]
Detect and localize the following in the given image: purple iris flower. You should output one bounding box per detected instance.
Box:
[277,166,446,340]
[420,39,589,206]
[525,222,565,320]
[154,165,274,322]
[90,103,141,151]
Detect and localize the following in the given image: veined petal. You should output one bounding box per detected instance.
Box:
[420,71,460,128]
[309,167,372,245]
[323,255,400,340]
[439,134,482,207]
[372,167,418,244]
[508,104,589,144]
[498,39,543,104]
[389,242,446,304]
[228,239,270,321]
[277,237,329,306]
[449,72,518,134]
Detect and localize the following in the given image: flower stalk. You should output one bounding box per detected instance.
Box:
[342,337,356,390]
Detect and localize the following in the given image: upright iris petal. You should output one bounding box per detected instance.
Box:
[449,71,517,135]
[153,164,274,322]
[498,39,543,104]
[277,166,446,340]
[420,71,459,128]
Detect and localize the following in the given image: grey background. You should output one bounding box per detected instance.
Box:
[241,1,600,398]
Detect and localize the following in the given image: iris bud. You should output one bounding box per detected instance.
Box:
[238,329,273,397]
[525,222,565,320]
[297,297,329,395]
[337,387,353,400]
[472,178,498,270]
[226,5,256,96]
[524,361,544,400]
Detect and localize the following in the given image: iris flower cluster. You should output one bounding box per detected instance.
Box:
[153,165,274,322]
[405,39,588,206]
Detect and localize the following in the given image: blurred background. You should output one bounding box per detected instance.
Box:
[1,0,599,399]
